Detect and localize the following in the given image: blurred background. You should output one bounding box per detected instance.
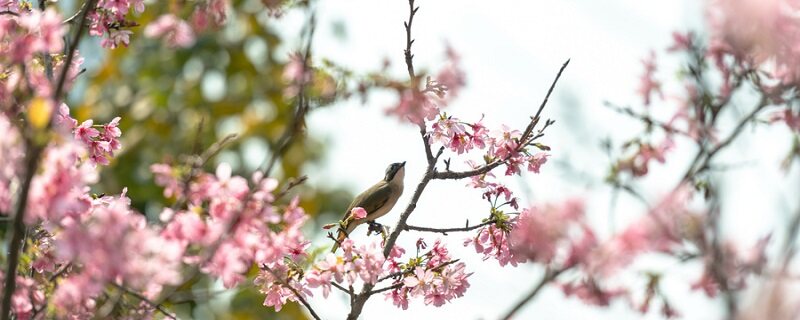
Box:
[63,0,800,318]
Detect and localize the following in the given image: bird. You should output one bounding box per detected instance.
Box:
[331,161,406,253]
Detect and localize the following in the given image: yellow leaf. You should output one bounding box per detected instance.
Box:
[27,97,53,129]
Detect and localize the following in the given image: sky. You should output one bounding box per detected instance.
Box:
[262,0,800,319]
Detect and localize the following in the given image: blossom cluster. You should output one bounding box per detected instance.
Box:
[91,0,146,48]
[152,162,309,290]
[0,107,181,317]
[0,6,81,102]
[429,115,550,178]
[253,237,473,312]
[385,239,472,309]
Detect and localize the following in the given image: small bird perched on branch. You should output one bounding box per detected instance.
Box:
[330,161,406,253]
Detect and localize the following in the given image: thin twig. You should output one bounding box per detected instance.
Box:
[275,175,309,200]
[170,132,238,213]
[603,102,692,137]
[111,283,177,320]
[331,282,353,296]
[501,267,566,319]
[376,259,461,284]
[682,96,768,182]
[369,283,402,296]
[434,59,570,180]
[53,0,99,103]
[261,265,321,320]
[403,0,418,81]
[403,219,496,235]
[260,13,316,177]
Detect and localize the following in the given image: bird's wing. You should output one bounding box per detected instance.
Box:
[343,181,392,220]
[332,182,392,253]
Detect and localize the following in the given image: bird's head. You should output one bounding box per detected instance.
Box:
[384,161,406,182]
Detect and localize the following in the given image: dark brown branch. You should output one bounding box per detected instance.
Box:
[403,0,418,81]
[275,175,308,200]
[53,0,99,103]
[369,283,402,296]
[111,283,177,320]
[262,265,321,320]
[331,281,352,296]
[403,219,496,235]
[501,267,566,320]
[48,263,72,282]
[527,59,570,139]
[0,145,42,320]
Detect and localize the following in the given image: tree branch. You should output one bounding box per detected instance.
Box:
[0,145,42,320]
[433,59,570,180]
[261,265,321,320]
[376,259,461,285]
[403,219,496,235]
[682,96,768,182]
[53,0,99,103]
[110,283,177,320]
[331,281,353,296]
[501,267,566,320]
[403,0,418,81]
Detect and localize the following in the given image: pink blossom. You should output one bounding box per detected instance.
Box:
[162,211,211,245]
[667,31,694,52]
[387,89,442,124]
[74,120,99,144]
[586,186,700,276]
[468,224,527,267]
[385,288,410,310]
[489,125,521,160]
[527,152,549,173]
[192,0,228,30]
[28,9,65,53]
[0,273,45,319]
[282,52,312,98]
[255,263,311,312]
[350,207,368,220]
[561,278,628,306]
[769,108,800,133]
[469,118,490,149]
[144,14,196,48]
[435,45,467,98]
[0,114,23,213]
[404,267,435,293]
[510,199,587,264]
[150,163,183,198]
[101,29,132,49]
[637,51,662,106]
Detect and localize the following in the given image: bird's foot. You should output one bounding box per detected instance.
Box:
[367,221,389,240]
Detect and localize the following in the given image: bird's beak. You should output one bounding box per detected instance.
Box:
[400,161,406,167]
